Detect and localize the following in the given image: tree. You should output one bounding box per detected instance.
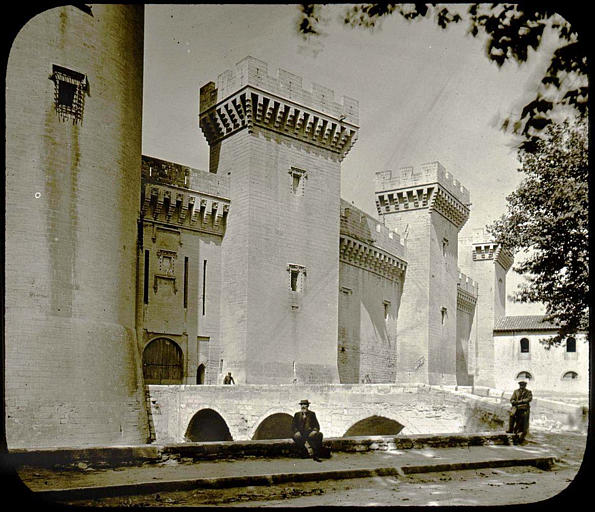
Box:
[487,118,588,346]
[297,3,588,152]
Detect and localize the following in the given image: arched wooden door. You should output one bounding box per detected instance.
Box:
[143,338,183,384]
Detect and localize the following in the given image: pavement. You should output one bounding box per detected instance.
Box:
[16,441,557,502]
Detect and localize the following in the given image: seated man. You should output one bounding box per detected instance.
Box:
[291,399,323,462]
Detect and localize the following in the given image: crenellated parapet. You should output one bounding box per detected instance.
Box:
[141,156,230,235]
[374,161,470,229]
[340,199,406,261]
[472,242,514,271]
[457,271,478,314]
[339,235,407,282]
[199,57,359,161]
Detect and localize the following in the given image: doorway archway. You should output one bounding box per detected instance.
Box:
[142,338,183,385]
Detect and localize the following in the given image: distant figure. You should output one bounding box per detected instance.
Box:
[223,372,235,385]
[507,379,533,441]
[291,399,323,462]
[363,374,371,384]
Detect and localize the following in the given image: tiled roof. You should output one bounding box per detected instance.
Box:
[493,315,559,332]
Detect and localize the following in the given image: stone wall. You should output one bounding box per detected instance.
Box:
[5,4,148,448]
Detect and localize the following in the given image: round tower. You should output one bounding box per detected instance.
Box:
[5,5,148,447]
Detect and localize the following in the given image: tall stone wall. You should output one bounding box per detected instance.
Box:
[138,156,229,386]
[199,57,359,384]
[5,5,148,448]
[338,201,406,383]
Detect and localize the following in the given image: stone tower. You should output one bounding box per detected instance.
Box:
[459,230,513,387]
[375,162,470,384]
[199,57,358,383]
[5,5,148,447]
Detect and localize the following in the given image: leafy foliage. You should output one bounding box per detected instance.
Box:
[487,118,589,346]
[297,3,588,151]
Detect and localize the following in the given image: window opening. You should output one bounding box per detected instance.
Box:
[143,250,150,304]
[520,338,530,353]
[289,167,307,196]
[202,259,207,315]
[566,337,576,352]
[441,307,448,325]
[287,264,306,292]
[383,301,391,320]
[183,257,189,309]
[50,64,88,123]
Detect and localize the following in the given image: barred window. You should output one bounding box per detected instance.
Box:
[50,65,88,123]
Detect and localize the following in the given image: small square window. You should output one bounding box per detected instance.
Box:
[50,65,87,123]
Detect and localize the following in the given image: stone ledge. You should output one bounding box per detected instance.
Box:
[6,433,517,468]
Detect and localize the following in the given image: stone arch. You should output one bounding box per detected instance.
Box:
[185,408,233,442]
[142,337,183,385]
[252,413,294,440]
[249,407,295,439]
[561,370,579,381]
[343,415,405,437]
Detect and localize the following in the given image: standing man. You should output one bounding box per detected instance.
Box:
[223,372,235,385]
[507,378,533,442]
[292,399,323,462]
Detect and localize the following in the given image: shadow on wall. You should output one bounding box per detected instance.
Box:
[252,413,294,440]
[343,415,405,437]
[185,409,233,442]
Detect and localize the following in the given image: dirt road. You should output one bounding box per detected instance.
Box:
[62,430,588,507]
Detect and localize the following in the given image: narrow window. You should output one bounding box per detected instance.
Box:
[219,359,224,372]
[566,337,576,352]
[290,269,299,291]
[441,307,448,325]
[143,250,150,304]
[520,338,530,353]
[183,257,189,309]
[202,259,207,315]
[442,238,449,256]
[289,167,307,196]
[383,301,391,320]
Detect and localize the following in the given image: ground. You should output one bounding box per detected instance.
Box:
[60,430,588,507]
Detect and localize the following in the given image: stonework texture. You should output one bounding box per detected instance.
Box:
[5,5,149,448]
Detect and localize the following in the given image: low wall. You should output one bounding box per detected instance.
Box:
[147,384,512,443]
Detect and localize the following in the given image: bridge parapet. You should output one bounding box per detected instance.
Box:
[148,384,510,443]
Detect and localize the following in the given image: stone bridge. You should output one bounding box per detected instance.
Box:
[148,384,509,443]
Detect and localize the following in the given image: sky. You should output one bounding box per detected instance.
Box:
[142,4,562,316]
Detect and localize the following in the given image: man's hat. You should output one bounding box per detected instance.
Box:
[299,399,310,405]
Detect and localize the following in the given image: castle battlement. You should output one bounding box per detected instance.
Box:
[142,155,230,198]
[457,271,479,297]
[202,56,359,125]
[340,199,406,262]
[375,161,470,205]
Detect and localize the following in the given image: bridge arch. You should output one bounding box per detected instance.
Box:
[249,407,295,440]
[252,413,294,440]
[343,413,405,437]
[185,408,233,442]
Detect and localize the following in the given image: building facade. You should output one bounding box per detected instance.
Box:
[6,7,587,448]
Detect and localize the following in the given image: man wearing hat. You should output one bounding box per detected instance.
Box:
[291,399,323,462]
[507,378,533,441]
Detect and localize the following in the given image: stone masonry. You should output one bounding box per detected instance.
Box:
[199,56,359,384]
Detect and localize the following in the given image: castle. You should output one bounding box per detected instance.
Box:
[5,5,587,449]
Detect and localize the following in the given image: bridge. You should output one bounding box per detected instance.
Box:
[148,383,509,443]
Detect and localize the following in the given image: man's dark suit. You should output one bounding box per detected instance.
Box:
[291,410,323,457]
[508,386,532,439]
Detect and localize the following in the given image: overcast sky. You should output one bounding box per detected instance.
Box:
[142,4,562,316]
